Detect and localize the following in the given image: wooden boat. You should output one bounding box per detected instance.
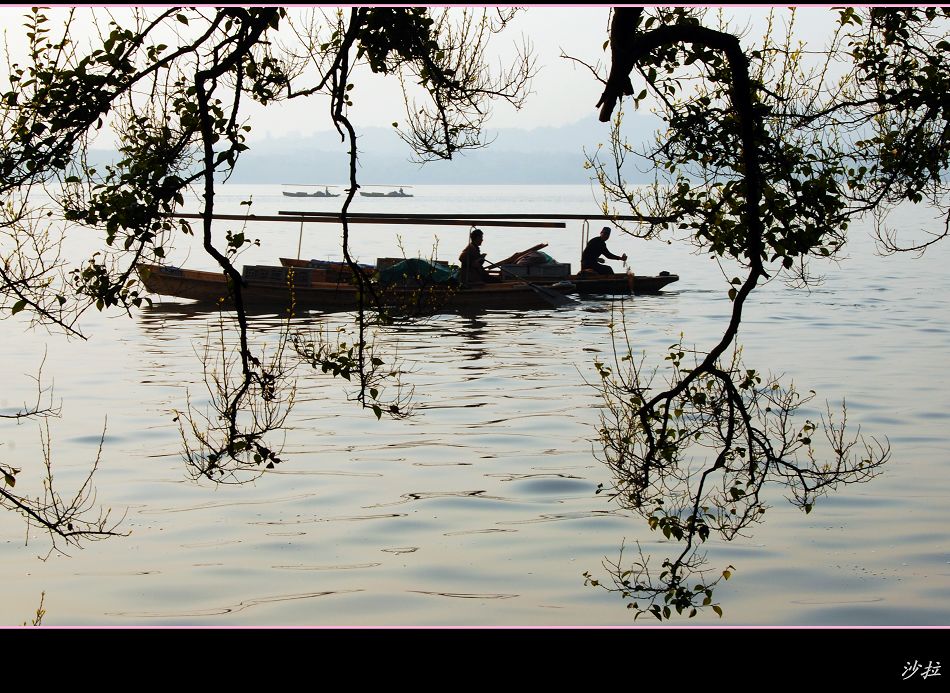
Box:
[534,271,678,294]
[138,213,678,313]
[135,262,570,313]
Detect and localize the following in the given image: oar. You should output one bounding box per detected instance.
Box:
[485,258,579,308]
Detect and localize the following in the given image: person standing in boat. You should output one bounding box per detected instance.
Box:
[581,226,627,275]
[459,227,492,285]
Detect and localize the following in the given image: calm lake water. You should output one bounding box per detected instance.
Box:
[1,184,948,626]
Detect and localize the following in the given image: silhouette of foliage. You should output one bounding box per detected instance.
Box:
[570,7,944,618]
[0,7,533,482]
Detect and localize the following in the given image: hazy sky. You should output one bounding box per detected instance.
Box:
[0,5,836,141]
[241,5,836,139]
[210,6,618,140]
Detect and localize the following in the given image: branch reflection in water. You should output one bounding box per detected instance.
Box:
[585,304,890,621]
[164,298,415,484]
[1,359,127,558]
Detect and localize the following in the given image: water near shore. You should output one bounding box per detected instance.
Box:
[1,185,948,625]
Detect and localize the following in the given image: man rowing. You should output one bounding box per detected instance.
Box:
[581,226,627,275]
[459,227,493,285]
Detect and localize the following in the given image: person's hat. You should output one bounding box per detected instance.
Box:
[601,226,611,234]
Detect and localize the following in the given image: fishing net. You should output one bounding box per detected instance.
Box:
[377,258,458,287]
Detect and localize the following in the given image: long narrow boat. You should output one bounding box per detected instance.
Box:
[141,212,678,312]
[557,271,678,294]
[135,263,571,313]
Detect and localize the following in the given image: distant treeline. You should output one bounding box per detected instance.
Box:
[87,115,661,185]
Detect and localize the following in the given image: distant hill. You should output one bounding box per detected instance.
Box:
[88,114,663,185]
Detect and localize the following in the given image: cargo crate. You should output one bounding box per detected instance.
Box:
[377,257,450,271]
[498,262,571,279]
[242,265,313,286]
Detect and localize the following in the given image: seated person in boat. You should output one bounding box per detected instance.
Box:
[581,226,627,275]
[459,227,493,285]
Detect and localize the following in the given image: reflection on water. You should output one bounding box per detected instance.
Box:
[408,590,519,600]
[584,318,891,620]
[107,589,365,619]
[0,186,948,625]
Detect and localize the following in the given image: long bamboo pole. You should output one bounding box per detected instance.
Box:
[278,210,659,223]
[170,213,566,228]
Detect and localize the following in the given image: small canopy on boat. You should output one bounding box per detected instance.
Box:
[377,258,458,287]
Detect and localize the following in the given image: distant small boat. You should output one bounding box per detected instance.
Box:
[283,189,340,198]
[360,188,413,198]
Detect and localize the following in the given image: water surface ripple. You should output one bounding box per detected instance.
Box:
[1,185,947,626]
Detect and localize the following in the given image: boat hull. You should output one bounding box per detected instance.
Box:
[136,263,561,313]
[560,273,678,294]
